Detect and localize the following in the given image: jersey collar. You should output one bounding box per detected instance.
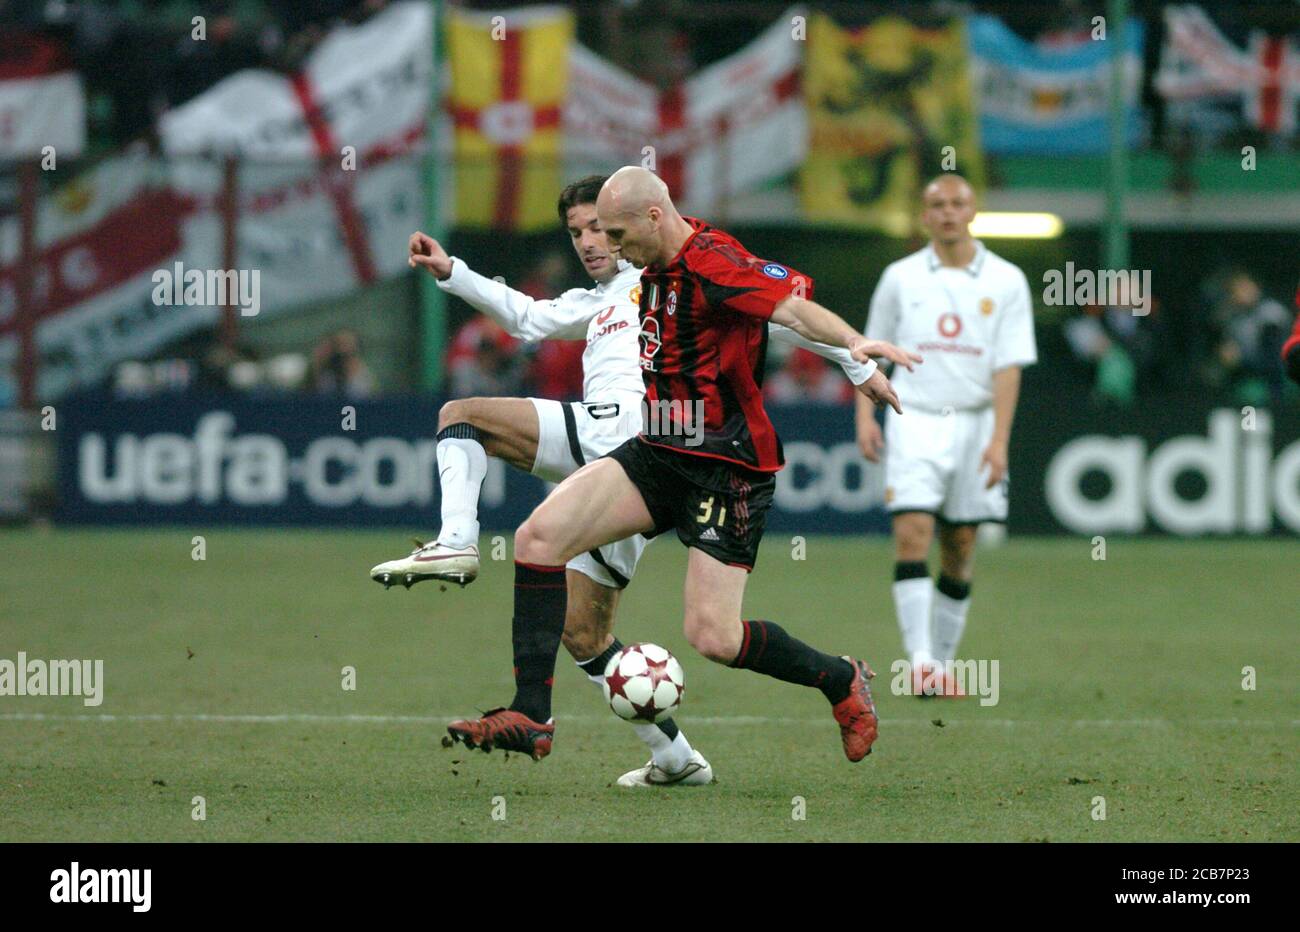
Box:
[925,240,987,276]
[593,259,638,294]
[651,216,707,271]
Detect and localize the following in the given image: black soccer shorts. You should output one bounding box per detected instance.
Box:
[604,435,774,571]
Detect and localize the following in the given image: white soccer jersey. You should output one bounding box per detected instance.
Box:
[439,258,647,407]
[865,242,1037,413]
[439,257,877,407]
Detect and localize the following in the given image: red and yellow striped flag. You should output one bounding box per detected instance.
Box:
[447,6,573,231]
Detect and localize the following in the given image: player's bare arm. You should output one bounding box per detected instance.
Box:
[982,366,1022,489]
[854,391,884,462]
[770,294,920,413]
[770,294,921,369]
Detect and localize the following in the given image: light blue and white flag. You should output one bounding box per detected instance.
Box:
[967,15,1145,154]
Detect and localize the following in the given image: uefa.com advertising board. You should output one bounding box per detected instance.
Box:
[53,392,1300,536]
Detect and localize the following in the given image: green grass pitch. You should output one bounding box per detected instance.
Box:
[0,529,1295,842]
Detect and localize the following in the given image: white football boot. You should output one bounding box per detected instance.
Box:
[616,750,715,788]
[370,540,479,589]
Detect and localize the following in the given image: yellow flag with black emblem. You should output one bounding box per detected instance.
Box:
[801,14,983,234]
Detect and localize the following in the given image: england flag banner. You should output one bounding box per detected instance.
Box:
[565,6,806,213]
[1157,3,1300,138]
[158,0,433,312]
[0,153,195,403]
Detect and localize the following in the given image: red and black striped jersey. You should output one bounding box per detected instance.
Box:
[636,217,813,472]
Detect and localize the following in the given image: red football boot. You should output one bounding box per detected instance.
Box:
[831,658,879,762]
[447,708,554,760]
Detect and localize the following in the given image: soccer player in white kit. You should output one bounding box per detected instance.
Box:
[371,176,881,783]
[855,175,1037,695]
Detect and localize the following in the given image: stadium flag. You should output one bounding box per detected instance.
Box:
[447,5,573,231]
[967,15,1145,154]
[1157,4,1300,137]
[0,153,193,402]
[566,7,805,213]
[158,1,432,307]
[801,14,983,234]
[0,32,86,158]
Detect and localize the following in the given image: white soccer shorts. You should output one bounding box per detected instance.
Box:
[882,405,1009,524]
[529,396,649,589]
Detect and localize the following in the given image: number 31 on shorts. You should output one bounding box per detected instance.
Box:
[696,495,726,527]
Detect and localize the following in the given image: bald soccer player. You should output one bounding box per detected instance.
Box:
[856,174,1037,696]
[372,176,882,785]
[446,166,921,764]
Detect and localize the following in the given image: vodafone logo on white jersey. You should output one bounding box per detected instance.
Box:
[1046,409,1300,534]
[588,306,629,342]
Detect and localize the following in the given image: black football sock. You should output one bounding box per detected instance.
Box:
[730,619,855,703]
[576,638,680,742]
[575,639,623,679]
[936,574,972,601]
[507,561,568,723]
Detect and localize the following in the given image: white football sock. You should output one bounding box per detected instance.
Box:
[932,589,971,665]
[892,577,935,670]
[650,728,693,773]
[581,663,692,772]
[435,434,487,549]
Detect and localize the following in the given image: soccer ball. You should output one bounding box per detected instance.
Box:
[602,643,685,724]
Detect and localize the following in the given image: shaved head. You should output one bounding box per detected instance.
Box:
[923,173,974,203]
[599,166,671,219]
[596,166,691,268]
[921,173,977,251]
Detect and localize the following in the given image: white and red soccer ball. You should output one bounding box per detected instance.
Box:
[602,643,685,724]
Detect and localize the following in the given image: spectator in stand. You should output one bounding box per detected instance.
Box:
[764,347,853,405]
[1208,269,1291,406]
[446,317,525,399]
[308,328,377,397]
[196,339,260,392]
[1063,283,1157,408]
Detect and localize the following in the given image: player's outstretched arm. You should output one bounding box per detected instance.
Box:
[767,322,902,413]
[407,230,591,342]
[770,295,922,372]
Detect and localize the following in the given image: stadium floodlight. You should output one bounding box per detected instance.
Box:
[969,212,1064,239]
